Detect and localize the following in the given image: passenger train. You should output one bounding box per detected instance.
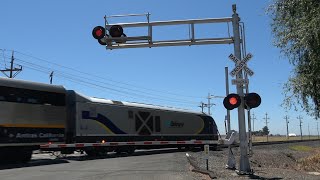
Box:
[0,77,218,162]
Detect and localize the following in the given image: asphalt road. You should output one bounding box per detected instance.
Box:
[0,149,197,180]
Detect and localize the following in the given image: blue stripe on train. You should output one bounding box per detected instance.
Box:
[82,111,126,134]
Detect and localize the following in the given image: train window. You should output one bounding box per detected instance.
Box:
[0,86,65,106]
[27,98,39,104]
[128,111,133,119]
[155,116,161,132]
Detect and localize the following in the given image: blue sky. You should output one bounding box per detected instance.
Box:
[0,0,318,136]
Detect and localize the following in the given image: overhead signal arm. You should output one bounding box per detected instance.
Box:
[92,13,234,50]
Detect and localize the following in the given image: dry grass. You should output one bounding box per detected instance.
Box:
[252,135,320,142]
[285,145,320,172]
[297,150,320,171]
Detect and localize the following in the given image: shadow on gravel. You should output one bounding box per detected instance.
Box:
[0,159,69,170]
[248,174,283,180]
[64,148,190,161]
[0,148,202,170]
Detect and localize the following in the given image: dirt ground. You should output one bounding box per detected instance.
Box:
[188,140,320,179]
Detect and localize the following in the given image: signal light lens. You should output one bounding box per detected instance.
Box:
[244,92,261,109]
[229,97,238,105]
[223,93,241,110]
[109,25,123,37]
[95,29,103,37]
[92,26,106,39]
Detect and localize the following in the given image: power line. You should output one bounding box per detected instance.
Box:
[17,61,200,107]
[13,50,206,99]
[5,55,200,105]
[1,49,7,67]
[6,55,202,105]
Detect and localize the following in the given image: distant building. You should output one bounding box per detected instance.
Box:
[288,133,297,137]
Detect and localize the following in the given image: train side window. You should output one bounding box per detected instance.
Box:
[155,116,161,132]
[27,98,39,104]
[0,85,65,106]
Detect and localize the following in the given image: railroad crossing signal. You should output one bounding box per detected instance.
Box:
[223,93,261,110]
[229,53,254,77]
[92,25,127,45]
[92,5,254,174]
[223,93,241,110]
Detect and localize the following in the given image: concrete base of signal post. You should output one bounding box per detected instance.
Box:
[225,147,236,170]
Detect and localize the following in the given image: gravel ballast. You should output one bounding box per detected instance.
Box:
[188,140,320,179]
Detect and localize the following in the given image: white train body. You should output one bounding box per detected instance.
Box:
[0,77,218,162]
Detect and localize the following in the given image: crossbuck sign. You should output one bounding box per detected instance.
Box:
[229,53,254,77]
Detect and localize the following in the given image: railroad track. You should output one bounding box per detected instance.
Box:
[218,138,320,149]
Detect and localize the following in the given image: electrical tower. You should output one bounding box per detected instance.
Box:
[0,51,22,78]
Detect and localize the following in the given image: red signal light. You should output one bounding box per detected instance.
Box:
[229,97,238,105]
[92,26,106,39]
[95,29,103,37]
[223,93,241,110]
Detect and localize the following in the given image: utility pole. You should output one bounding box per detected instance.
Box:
[198,102,207,113]
[0,51,22,78]
[308,123,310,140]
[205,93,224,115]
[49,71,54,84]
[263,113,269,142]
[317,121,319,139]
[206,93,215,115]
[252,112,256,132]
[251,112,256,141]
[298,116,303,140]
[284,115,289,140]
